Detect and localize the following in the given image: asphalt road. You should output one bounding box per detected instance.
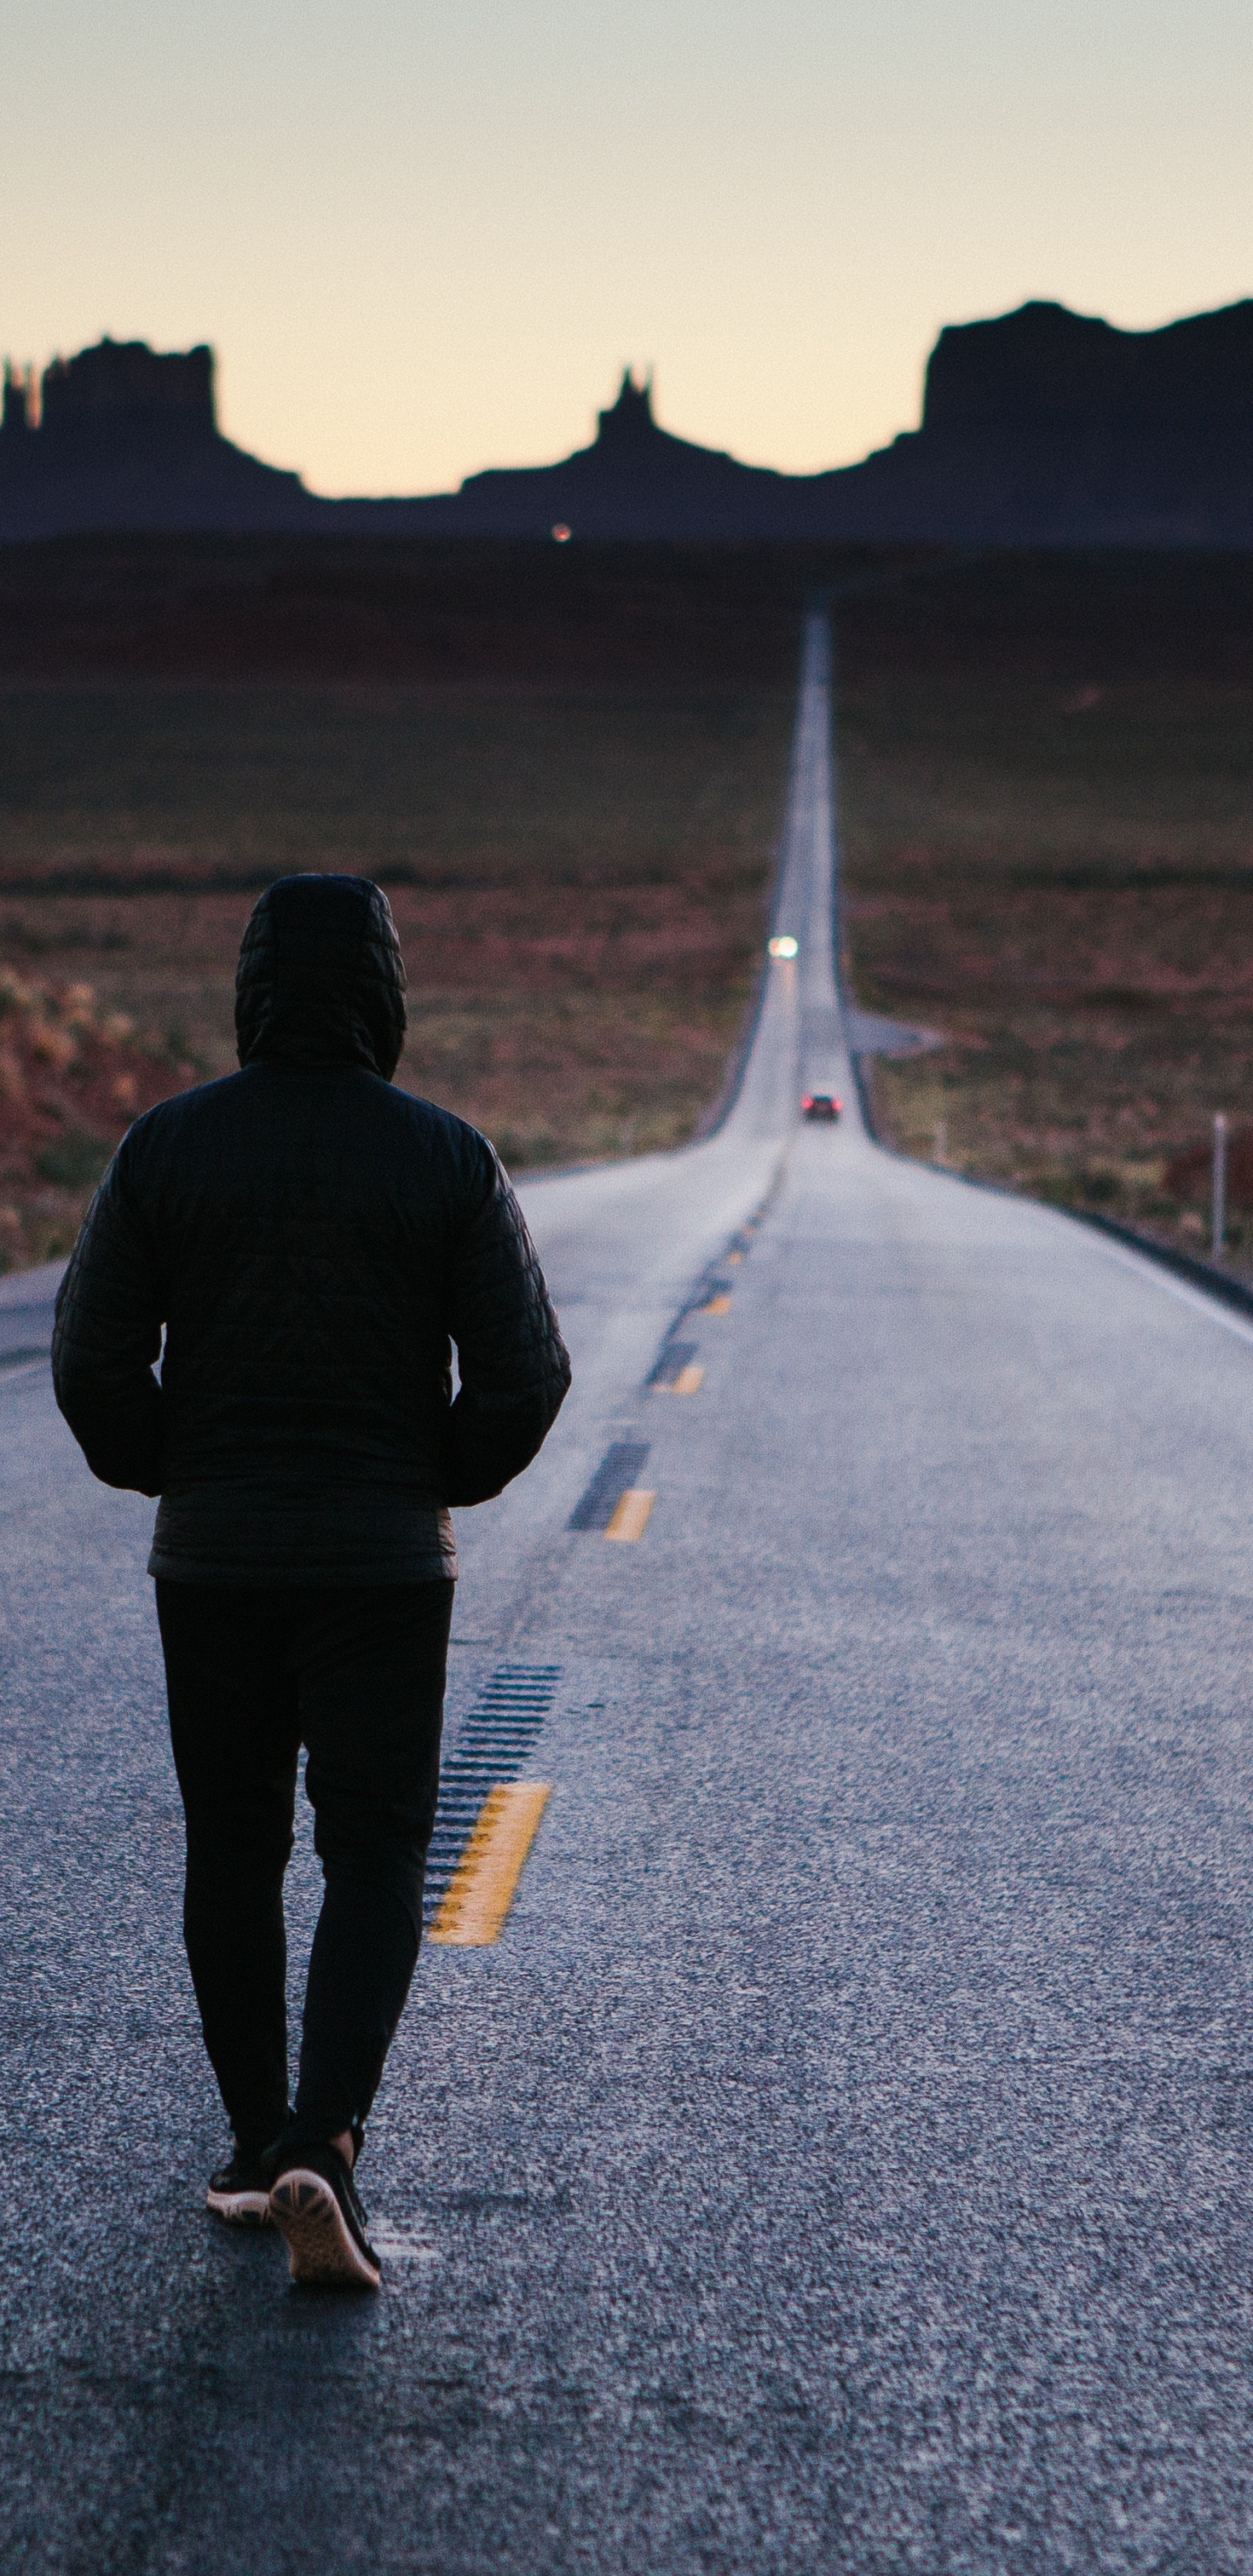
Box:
[5,627,1253,2573]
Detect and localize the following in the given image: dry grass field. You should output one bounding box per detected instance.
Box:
[836,554,1253,1275]
[0,671,794,1266]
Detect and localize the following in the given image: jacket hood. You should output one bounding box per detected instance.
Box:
[235,875,407,1077]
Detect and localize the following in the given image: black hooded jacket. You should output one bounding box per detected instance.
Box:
[51,875,571,1584]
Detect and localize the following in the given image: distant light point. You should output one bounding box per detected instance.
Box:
[552,522,571,543]
[768,935,799,959]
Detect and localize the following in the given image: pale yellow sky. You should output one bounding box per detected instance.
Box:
[3,0,1250,497]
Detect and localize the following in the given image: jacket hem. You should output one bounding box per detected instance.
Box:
[147,1551,457,1586]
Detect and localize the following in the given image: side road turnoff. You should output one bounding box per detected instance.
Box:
[6,622,1253,2569]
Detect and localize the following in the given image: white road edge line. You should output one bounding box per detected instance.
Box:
[1087,1231,1253,1346]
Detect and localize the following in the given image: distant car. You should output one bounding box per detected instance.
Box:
[801,1092,842,1123]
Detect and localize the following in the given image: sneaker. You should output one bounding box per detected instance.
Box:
[205,2145,274,2227]
[268,2143,381,2290]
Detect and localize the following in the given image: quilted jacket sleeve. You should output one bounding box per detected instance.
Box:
[51,1141,165,1497]
[444,1143,571,1506]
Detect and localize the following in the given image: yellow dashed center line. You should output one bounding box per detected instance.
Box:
[605,1486,655,1541]
[427,1781,553,1945]
[657,1363,705,1395]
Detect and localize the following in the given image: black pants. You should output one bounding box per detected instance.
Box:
[156,1578,453,2156]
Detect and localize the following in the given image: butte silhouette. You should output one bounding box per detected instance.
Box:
[3,301,1253,543]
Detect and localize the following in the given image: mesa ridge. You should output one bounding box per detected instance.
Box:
[3,299,1253,543]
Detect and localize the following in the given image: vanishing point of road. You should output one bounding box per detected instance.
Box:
[4,623,1253,2572]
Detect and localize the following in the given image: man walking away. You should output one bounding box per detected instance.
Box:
[53,875,571,2290]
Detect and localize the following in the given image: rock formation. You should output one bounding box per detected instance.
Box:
[3,305,1253,544]
[0,338,318,537]
[857,300,1253,541]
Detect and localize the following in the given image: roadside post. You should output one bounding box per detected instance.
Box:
[1212,1111,1228,1262]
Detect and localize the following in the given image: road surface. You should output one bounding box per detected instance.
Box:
[4,623,1253,2572]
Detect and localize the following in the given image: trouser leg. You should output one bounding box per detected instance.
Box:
[285,1580,452,2144]
[156,1580,299,2152]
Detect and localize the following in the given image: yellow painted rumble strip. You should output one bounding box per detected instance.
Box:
[700,1292,733,1315]
[605,1486,655,1541]
[428,1782,553,1946]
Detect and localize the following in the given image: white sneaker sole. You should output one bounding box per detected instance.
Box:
[269,2169,381,2290]
[205,2186,272,2227]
